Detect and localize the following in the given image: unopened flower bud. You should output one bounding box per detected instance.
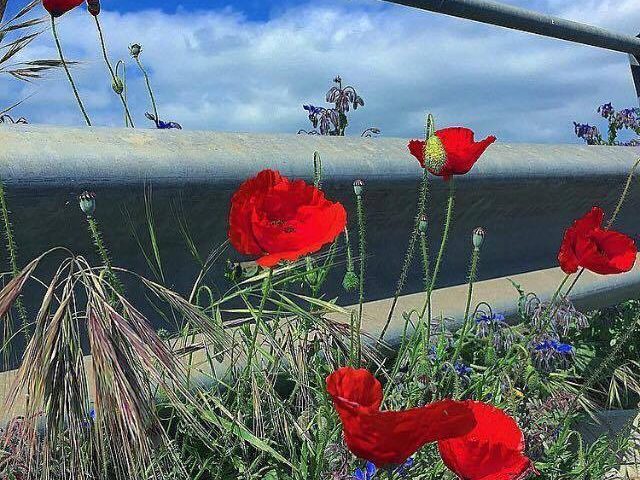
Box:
[112,76,124,94]
[79,191,96,217]
[129,43,142,59]
[353,179,364,196]
[473,227,486,250]
[87,0,100,16]
[418,214,428,234]
[342,271,358,291]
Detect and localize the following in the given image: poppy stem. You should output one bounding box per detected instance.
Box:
[356,191,366,364]
[537,273,571,334]
[93,16,135,127]
[380,167,429,343]
[245,269,273,372]
[134,56,160,128]
[86,216,124,296]
[451,245,481,365]
[50,16,92,127]
[421,178,456,327]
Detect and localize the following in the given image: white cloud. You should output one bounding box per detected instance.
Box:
[2,0,640,143]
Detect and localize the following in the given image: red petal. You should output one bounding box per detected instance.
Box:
[438,401,534,480]
[435,128,496,177]
[408,140,426,168]
[43,0,84,16]
[327,368,476,468]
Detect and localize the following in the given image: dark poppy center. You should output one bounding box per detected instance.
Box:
[270,219,296,233]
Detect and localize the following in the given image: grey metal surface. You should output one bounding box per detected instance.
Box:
[381,0,640,56]
[0,125,639,357]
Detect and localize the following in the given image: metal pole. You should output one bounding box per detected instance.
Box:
[631,36,640,105]
[381,0,640,56]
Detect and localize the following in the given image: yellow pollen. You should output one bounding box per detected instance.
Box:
[424,136,447,174]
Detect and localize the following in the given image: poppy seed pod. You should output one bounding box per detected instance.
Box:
[424,135,447,174]
[129,43,142,59]
[419,214,428,234]
[87,0,100,16]
[112,76,124,94]
[79,191,96,217]
[353,179,364,197]
[473,227,486,250]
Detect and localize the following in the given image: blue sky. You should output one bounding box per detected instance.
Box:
[2,0,639,142]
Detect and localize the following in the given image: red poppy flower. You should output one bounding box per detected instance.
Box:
[228,169,347,268]
[438,401,536,480]
[408,128,496,180]
[558,207,637,275]
[43,0,84,16]
[326,367,476,468]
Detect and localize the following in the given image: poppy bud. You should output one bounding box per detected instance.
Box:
[418,214,428,234]
[129,43,142,59]
[342,271,358,291]
[112,76,124,94]
[87,0,100,16]
[353,179,364,197]
[473,227,485,250]
[79,191,96,217]
[424,135,447,174]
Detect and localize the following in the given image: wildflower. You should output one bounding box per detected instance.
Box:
[598,102,614,119]
[129,43,142,58]
[228,170,347,268]
[42,0,84,16]
[573,122,602,145]
[326,367,476,468]
[408,128,496,181]
[529,295,589,335]
[558,207,637,275]
[354,462,376,480]
[438,401,535,480]
[78,191,96,217]
[530,337,575,370]
[616,108,640,129]
[86,0,100,16]
[145,112,182,130]
[454,362,473,378]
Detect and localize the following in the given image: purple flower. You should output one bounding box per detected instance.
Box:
[598,102,614,119]
[573,122,602,145]
[530,337,575,370]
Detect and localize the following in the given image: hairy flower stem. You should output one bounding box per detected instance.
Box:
[0,181,29,342]
[86,216,124,295]
[420,230,432,358]
[344,227,355,274]
[421,179,456,323]
[244,269,273,374]
[355,193,366,364]
[93,16,135,127]
[380,168,429,342]
[451,247,481,365]
[134,56,159,127]
[51,16,92,126]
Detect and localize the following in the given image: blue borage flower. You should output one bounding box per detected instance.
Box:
[145,112,182,130]
[474,311,516,351]
[354,458,414,479]
[454,362,473,378]
[530,337,575,370]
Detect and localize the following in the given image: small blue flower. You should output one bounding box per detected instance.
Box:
[89,408,96,420]
[395,457,414,477]
[454,362,473,378]
[553,341,574,356]
[354,461,376,480]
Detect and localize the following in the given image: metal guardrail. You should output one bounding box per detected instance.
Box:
[381,0,640,104]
